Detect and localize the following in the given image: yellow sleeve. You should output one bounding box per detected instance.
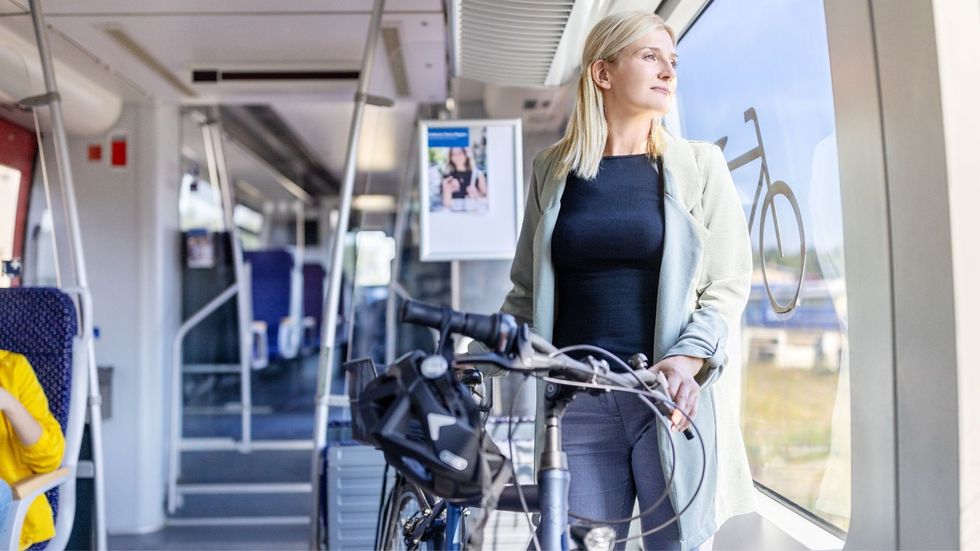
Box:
[12,355,66,474]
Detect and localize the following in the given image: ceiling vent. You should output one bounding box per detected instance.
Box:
[184,64,361,96]
[190,68,359,84]
[450,0,613,87]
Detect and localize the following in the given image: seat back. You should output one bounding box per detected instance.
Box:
[0,287,77,535]
[244,249,294,359]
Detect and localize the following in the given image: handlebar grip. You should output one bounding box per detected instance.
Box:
[399,300,445,328]
[399,300,519,354]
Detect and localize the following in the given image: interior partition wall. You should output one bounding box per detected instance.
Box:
[823,0,976,549]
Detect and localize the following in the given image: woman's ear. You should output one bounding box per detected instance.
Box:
[591,59,612,90]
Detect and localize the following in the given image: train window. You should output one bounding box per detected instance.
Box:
[675,0,850,533]
[0,164,22,287]
[178,171,225,231]
[233,204,264,249]
[354,231,396,287]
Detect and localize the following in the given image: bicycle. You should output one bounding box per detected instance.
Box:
[365,300,707,551]
[373,364,490,551]
[716,107,807,315]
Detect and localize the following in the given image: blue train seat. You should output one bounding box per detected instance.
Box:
[0,288,77,550]
[244,249,295,362]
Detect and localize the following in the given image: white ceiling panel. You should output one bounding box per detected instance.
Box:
[0,0,25,15]
[37,0,442,16]
[35,10,446,103]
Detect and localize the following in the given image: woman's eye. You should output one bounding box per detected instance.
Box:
[645,54,657,61]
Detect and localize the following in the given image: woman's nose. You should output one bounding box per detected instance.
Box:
[659,64,675,81]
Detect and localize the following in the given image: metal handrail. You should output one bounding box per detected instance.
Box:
[310,1,387,547]
[27,1,107,547]
[166,283,240,514]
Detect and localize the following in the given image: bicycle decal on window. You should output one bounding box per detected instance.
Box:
[715,108,806,316]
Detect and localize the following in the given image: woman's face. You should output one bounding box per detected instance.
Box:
[594,27,677,117]
[450,147,468,168]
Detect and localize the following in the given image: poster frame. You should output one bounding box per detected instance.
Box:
[417,118,524,262]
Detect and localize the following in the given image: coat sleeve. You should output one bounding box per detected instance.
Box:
[664,144,753,386]
[13,355,66,474]
[499,157,543,327]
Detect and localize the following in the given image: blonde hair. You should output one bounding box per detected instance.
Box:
[542,11,676,180]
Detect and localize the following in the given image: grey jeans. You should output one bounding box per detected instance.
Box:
[561,390,682,551]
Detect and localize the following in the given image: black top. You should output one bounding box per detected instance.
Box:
[551,154,665,368]
[449,169,474,199]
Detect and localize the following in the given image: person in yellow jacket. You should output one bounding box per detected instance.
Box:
[0,350,66,550]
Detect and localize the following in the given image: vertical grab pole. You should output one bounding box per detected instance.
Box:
[27,1,108,548]
[311,0,387,546]
[291,200,304,355]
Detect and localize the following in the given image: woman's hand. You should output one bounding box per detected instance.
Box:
[650,355,704,432]
[441,177,460,208]
[442,176,460,194]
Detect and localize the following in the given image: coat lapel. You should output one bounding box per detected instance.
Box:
[655,133,710,361]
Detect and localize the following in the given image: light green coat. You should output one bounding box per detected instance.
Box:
[498,131,756,549]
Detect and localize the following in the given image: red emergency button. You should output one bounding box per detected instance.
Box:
[110,135,127,167]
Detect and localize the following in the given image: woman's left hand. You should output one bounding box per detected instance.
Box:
[650,355,704,432]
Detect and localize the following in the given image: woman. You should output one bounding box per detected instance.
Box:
[498,11,754,550]
[0,349,66,549]
[441,146,487,210]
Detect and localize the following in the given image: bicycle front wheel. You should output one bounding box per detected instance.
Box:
[379,478,426,551]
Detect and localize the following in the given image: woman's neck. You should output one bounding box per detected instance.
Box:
[603,109,655,156]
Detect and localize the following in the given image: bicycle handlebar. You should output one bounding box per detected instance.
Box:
[401,299,662,399]
[521,334,693,439]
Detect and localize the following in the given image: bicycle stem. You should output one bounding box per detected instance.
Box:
[538,383,571,551]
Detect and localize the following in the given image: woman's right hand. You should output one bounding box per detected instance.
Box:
[442,176,460,194]
[650,355,703,432]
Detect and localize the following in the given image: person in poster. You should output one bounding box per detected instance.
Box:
[439,146,487,211]
[427,127,489,213]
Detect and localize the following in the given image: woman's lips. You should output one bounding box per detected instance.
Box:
[652,87,670,95]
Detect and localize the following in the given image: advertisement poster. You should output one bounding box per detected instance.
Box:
[418,120,523,261]
[185,228,215,269]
